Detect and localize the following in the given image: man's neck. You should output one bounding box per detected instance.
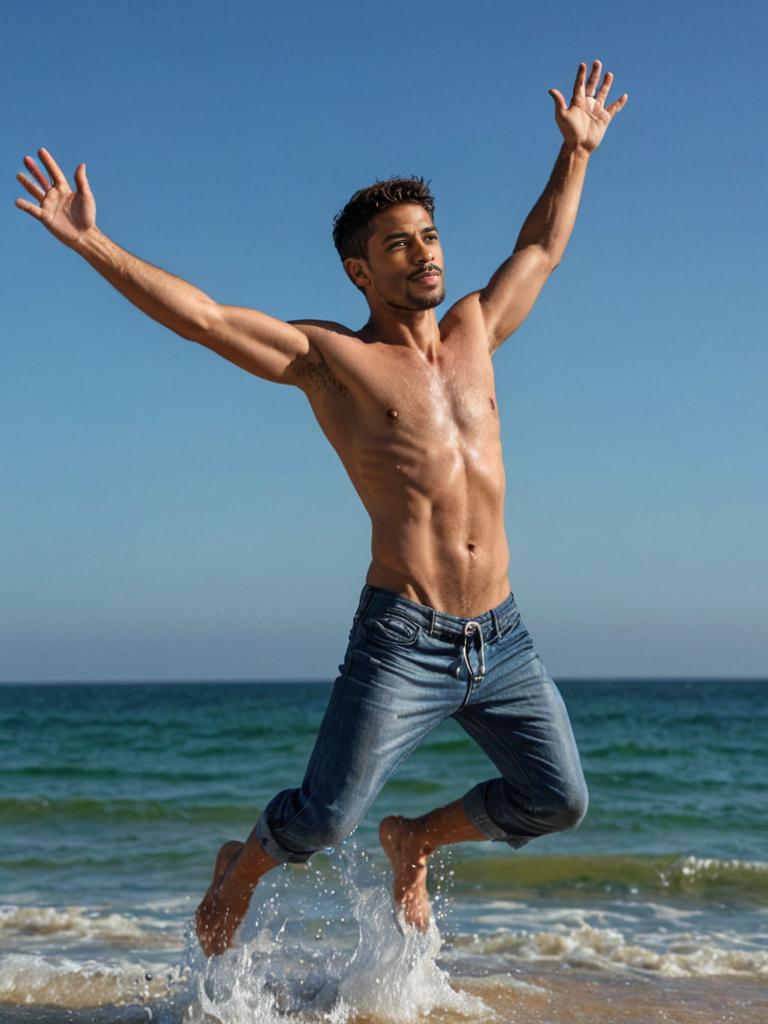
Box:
[361,306,441,358]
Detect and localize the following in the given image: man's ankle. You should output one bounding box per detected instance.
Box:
[411,817,437,859]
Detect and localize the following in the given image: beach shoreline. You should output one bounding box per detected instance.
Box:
[1,680,766,1022]
[1,957,766,1023]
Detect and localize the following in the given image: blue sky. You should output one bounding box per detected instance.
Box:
[2,0,766,681]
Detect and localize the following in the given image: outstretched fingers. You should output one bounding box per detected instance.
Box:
[17,171,45,203]
[548,88,568,114]
[38,148,69,190]
[572,61,628,119]
[572,62,587,100]
[16,158,47,218]
[74,162,91,196]
[595,71,614,106]
[24,155,52,192]
[584,59,602,98]
[15,197,43,219]
[606,93,629,117]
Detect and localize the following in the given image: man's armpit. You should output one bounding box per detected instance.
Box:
[289,346,349,396]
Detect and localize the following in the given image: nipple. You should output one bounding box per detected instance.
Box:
[387,408,399,420]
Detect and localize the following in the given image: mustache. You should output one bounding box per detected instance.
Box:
[409,264,442,280]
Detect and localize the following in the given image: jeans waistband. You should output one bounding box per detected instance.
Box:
[355,584,519,645]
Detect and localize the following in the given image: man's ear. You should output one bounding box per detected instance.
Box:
[343,256,370,291]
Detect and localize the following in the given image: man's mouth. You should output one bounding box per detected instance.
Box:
[410,266,442,283]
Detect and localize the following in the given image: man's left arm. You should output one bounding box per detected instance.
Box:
[478,60,628,351]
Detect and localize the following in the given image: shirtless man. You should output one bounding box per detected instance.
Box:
[16,61,627,956]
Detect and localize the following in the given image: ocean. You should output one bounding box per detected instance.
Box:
[0,679,766,1023]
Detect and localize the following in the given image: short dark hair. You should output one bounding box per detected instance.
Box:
[332,177,435,262]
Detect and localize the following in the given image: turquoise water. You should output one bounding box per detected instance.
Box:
[1,679,766,1020]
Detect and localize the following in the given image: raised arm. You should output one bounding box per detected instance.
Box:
[479,60,628,351]
[15,149,311,385]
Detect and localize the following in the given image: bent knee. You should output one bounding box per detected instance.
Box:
[539,784,589,833]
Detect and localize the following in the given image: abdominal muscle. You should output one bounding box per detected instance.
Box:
[353,431,511,617]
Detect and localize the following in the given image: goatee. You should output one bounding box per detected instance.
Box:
[405,285,446,310]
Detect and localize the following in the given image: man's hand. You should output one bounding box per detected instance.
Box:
[549,60,628,153]
[15,148,96,249]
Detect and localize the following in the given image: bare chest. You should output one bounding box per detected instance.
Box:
[311,339,499,454]
[377,354,495,437]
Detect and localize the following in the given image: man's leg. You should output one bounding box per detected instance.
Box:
[379,605,587,929]
[196,588,457,954]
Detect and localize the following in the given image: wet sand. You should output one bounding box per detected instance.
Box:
[458,969,768,1024]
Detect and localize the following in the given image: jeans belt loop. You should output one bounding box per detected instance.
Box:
[490,607,500,641]
[357,587,374,623]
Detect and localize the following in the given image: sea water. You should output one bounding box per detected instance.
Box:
[0,679,766,1022]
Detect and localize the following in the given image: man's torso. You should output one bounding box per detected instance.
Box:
[289,296,510,617]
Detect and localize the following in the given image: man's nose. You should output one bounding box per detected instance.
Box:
[413,240,433,264]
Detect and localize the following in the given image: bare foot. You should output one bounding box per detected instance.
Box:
[195,834,276,956]
[379,815,433,931]
[210,840,244,884]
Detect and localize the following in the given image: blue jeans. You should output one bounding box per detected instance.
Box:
[256,585,588,863]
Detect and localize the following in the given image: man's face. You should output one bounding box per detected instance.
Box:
[352,203,445,311]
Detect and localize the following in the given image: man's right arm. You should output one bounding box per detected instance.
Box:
[16,149,311,385]
[75,227,311,384]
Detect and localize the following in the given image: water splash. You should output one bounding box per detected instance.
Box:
[181,842,489,1023]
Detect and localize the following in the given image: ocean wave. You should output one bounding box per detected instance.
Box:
[451,921,768,978]
[0,906,178,948]
[451,853,768,901]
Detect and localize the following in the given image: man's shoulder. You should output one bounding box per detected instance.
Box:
[288,318,374,364]
[289,318,360,342]
[440,292,493,353]
[286,319,365,397]
[440,291,484,330]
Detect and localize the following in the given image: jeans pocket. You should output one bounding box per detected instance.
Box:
[365,612,420,648]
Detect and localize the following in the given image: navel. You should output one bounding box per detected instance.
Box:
[387,408,399,421]
[489,398,496,411]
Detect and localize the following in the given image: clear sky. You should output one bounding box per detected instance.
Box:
[2,0,766,681]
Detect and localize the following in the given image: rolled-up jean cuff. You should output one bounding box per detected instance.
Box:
[462,784,530,850]
[254,813,314,865]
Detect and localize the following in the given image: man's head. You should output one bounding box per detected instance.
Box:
[332,178,445,311]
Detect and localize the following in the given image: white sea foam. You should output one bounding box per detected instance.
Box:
[451,922,768,978]
[0,904,179,948]
[0,952,178,1008]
